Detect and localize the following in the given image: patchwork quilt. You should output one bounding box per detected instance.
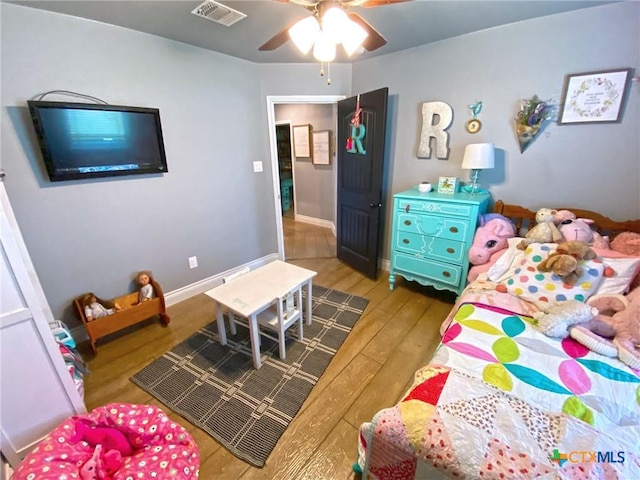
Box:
[358,302,640,479]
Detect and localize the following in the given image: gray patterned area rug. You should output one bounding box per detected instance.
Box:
[131,285,368,467]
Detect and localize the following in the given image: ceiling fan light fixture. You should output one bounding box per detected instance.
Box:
[288,16,320,54]
[341,20,368,56]
[313,29,336,62]
[322,6,350,44]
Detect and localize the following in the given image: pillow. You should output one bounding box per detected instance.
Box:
[495,242,605,306]
[592,247,640,294]
[487,237,527,282]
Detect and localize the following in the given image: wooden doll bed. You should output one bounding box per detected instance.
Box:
[356,201,640,480]
[74,277,170,354]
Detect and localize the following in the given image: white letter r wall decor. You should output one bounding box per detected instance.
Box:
[417,101,453,159]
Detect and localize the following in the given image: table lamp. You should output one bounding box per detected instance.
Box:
[461,143,495,195]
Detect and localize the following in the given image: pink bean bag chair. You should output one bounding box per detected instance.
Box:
[12,403,199,480]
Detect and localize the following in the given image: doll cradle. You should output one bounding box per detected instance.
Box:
[74,277,170,354]
[11,403,199,480]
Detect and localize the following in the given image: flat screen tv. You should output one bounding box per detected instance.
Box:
[27,101,168,182]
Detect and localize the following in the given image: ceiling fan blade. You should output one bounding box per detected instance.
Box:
[347,12,387,51]
[259,24,293,51]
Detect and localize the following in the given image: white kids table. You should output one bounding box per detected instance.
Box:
[204,260,317,368]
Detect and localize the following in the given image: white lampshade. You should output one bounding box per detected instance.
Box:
[289,16,320,54]
[461,143,495,170]
[341,20,368,56]
[313,29,336,62]
[322,6,350,44]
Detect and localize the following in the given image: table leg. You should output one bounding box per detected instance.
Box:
[215,302,227,345]
[248,313,262,369]
[306,279,313,325]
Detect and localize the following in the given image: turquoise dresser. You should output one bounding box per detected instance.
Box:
[389,188,490,296]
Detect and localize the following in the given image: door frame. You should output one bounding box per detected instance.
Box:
[266,95,345,260]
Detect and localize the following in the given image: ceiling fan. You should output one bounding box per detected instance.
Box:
[259,0,413,57]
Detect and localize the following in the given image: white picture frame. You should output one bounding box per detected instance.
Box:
[558,68,632,124]
[312,130,331,165]
[293,124,312,158]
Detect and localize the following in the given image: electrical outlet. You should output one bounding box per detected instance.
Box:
[253,161,263,173]
[188,256,198,269]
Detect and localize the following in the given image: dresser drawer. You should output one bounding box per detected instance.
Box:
[396,212,469,243]
[393,251,462,287]
[393,231,465,264]
[397,199,474,218]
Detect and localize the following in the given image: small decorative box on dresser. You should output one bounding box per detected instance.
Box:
[389,188,490,296]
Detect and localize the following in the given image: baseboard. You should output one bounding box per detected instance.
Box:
[1,458,13,480]
[380,258,390,272]
[294,214,336,236]
[71,253,280,343]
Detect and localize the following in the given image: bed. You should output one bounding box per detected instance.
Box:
[356,201,640,479]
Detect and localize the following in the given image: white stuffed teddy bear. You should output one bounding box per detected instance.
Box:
[517,208,563,249]
[533,300,598,338]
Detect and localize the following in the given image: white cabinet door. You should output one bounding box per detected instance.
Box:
[0,183,86,467]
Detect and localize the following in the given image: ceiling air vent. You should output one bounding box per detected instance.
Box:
[191,1,247,27]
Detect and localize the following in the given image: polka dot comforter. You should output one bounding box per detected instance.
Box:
[357,300,640,479]
[12,403,199,479]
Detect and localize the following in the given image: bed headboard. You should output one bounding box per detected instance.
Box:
[493,200,640,238]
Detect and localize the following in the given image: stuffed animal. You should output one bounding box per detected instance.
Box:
[537,240,597,285]
[78,444,123,480]
[517,208,563,249]
[610,231,640,290]
[556,216,609,248]
[70,420,133,457]
[79,444,103,480]
[533,300,598,338]
[467,215,516,281]
[570,286,640,369]
[611,231,640,256]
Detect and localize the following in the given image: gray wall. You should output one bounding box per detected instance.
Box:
[352,2,640,261]
[2,2,638,328]
[0,4,350,328]
[275,104,336,223]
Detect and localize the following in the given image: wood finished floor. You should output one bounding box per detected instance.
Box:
[79,219,456,479]
[283,214,336,260]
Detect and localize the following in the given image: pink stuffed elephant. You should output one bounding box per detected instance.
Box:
[570,287,640,369]
[467,214,516,282]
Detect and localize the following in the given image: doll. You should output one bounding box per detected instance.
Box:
[136,270,155,303]
[82,293,122,322]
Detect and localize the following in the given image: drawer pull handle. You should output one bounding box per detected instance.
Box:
[449,226,459,233]
[405,205,410,213]
[443,271,451,278]
[402,239,409,244]
[404,220,412,226]
[446,248,455,254]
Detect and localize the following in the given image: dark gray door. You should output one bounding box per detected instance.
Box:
[336,88,388,279]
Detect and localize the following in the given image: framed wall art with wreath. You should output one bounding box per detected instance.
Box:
[558,68,633,125]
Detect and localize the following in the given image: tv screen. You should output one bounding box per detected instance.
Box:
[27,101,168,182]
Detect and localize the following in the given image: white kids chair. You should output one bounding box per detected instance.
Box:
[222,267,303,360]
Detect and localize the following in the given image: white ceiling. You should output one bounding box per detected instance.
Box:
[6,0,614,64]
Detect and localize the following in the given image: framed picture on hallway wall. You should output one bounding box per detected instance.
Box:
[293,124,312,158]
[312,130,331,165]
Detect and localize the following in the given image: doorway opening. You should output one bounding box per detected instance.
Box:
[275,122,294,218]
[266,95,345,260]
